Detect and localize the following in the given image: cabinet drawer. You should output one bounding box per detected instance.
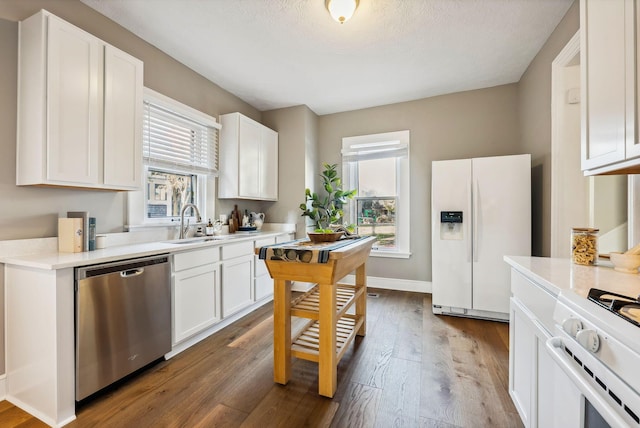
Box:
[221,241,254,260]
[511,269,556,333]
[276,233,295,243]
[255,237,276,248]
[174,247,219,272]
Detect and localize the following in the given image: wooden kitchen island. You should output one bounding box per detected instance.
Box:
[257,236,375,397]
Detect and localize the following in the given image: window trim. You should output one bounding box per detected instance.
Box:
[342,130,411,258]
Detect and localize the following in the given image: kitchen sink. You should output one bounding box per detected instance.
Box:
[164,235,241,244]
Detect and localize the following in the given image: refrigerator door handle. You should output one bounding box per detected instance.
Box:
[473,179,479,262]
[467,178,472,263]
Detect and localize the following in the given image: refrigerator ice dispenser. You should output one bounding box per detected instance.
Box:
[440,211,463,240]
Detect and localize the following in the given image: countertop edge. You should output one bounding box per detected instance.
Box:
[1,231,293,270]
[503,255,563,297]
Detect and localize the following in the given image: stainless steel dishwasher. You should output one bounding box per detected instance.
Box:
[75,254,171,400]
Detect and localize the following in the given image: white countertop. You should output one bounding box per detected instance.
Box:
[504,255,640,300]
[1,231,291,270]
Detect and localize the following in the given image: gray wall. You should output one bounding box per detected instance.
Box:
[0,0,262,240]
[262,105,319,237]
[317,85,521,281]
[518,0,580,256]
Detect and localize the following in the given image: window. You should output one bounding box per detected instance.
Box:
[342,130,410,258]
[145,168,197,219]
[127,88,220,227]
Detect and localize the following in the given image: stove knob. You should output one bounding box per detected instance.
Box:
[562,318,583,337]
[576,329,600,353]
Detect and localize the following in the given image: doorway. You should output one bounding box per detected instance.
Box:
[551,31,630,257]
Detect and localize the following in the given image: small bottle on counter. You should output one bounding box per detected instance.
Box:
[571,227,599,265]
[206,219,214,236]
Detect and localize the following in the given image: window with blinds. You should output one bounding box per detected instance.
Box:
[342,130,411,258]
[126,88,221,226]
[143,100,220,174]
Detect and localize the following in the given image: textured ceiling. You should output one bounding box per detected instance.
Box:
[80,0,574,115]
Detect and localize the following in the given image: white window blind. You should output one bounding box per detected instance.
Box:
[143,100,220,174]
[342,130,411,258]
[341,140,408,162]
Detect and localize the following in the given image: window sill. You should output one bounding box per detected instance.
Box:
[370,250,411,259]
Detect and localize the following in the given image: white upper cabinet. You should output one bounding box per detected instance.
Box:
[219,112,278,200]
[103,45,144,188]
[17,10,143,190]
[581,0,640,175]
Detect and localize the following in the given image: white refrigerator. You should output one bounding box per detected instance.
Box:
[431,154,531,320]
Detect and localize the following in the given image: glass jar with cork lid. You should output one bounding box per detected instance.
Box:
[571,227,599,265]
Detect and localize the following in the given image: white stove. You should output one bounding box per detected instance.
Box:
[549,286,640,427]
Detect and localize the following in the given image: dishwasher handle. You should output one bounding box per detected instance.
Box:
[121,268,144,278]
[76,255,169,280]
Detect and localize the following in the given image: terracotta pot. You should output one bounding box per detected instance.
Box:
[307,231,343,243]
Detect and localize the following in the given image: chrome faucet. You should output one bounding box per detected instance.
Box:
[179,203,202,239]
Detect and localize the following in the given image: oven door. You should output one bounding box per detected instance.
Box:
[546,335,640,427]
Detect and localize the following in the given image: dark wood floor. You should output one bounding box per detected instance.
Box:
[0,290,522,428]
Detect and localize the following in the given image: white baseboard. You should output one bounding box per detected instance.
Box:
[432,305,508,322]
[6,394,75,427]
[0,374,5,400]
[341,275,431,293]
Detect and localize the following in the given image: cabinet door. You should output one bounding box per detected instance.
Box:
[581,0,629,170]
[238,116,261,198]
[509,297,535,427]
[629,0,640,160]
[255,274,273,301]
[173,263,220,344]
[103,45,143,189]
[46,15,102,185]
[254,254,273,301]
[221,255,253,317]
[260,127,278,200]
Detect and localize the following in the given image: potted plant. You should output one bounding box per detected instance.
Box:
[300,163,357,242]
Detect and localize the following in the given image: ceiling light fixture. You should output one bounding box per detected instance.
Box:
[325,0,359,24]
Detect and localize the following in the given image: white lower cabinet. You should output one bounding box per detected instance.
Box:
[221,241,254,317]
[510,297,536,427]
[509,270,582,428]
[254,237,275,301]
[172,247,220,345]
[172,233,292,344]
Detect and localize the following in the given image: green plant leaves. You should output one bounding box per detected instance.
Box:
[300,163,356,231]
